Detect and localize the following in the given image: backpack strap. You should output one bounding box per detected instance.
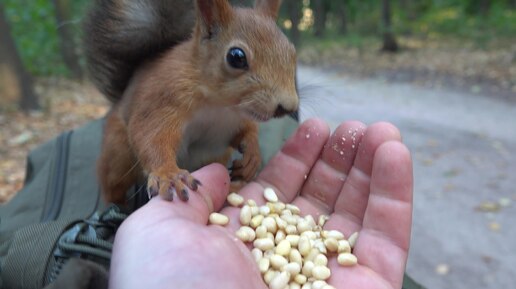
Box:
[403,273,426,289]
[42,258,108,289]
[1,220,75,289]
[0,206,127,289]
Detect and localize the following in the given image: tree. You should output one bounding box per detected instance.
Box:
[381,0,399,52]
[284,0,302,46]
[52,0,83,80]
[479,0,491,17]
[312,0,328,38]
[0,4,40,111]
[465,0,491,16]
[336,0,348,35]
[398,0,416,20]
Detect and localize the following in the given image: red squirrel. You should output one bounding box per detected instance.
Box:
[84,0,299,203]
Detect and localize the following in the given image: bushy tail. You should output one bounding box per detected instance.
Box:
[83,0,195,102]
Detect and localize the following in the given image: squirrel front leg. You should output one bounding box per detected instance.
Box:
[230,120,261,182]
[98,110,141,205]
[128,111,200,201]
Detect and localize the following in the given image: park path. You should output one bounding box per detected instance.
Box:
[297,66,516,289]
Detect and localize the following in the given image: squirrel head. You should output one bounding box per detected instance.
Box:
[192,0,298,121]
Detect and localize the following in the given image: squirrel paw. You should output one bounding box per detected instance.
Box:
[230,142,261,182]
[229,180,247,193]
[147,169,201,201]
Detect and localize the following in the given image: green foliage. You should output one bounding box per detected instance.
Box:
[343,0,380,34]
[2,0,514,76]
[301,30,378,50]
[281,0,515,48]
[2,0,89,76]
[406,1,516,39]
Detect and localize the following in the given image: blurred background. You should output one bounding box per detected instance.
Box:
[1,0,515,288]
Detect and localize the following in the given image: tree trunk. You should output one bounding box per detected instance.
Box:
[381,0,399,52]
[285,0,302,46]
[337,0,347,35]
[312,0,327,38]
[0,4,40,111]
[52,0,83,80]
[479,0,490,17]
[399,0,415,20]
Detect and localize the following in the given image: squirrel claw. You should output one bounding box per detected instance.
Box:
[147,186,159,200]
[147,169,200,202]
[230,153,260,182]
[146,176,161,200]
[179,188,189,201]
[191,179,202,191]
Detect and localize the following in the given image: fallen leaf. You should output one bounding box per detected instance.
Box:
[475,201,501,213]
[470,85,481,93]
[481,255,493,264]
[491,140,509,156]
[435,263,450,275]
[8,131,34,146]
[488,222,501,232]
[498,198,511,207]
[443,168,461,178]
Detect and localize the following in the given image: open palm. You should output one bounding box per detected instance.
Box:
[110,118,413,289]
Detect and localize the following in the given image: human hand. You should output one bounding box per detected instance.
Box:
[109,118,413,289]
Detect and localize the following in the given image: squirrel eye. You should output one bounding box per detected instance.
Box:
[226,47,248,70]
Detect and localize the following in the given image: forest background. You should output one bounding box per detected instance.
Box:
[1,0,515,200]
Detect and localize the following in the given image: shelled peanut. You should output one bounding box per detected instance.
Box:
[230,188,359,289]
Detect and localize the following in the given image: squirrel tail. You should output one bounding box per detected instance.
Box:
[83,0,195,102]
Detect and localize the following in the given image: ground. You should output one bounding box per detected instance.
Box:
[297,37,516,102]
[1,41,515,289]
[0,80,108,202]
[297,66,516,289]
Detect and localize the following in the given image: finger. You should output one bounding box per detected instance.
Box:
[354,141,413,288]
[143,163,231,224]
[237,118,330,205]
[219,118,330,234]
[294,121,366,216]
[329,122,402,235]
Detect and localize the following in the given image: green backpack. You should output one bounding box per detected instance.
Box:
[0,117,298,289]
[0,119,118,289]
[0,117,423,289]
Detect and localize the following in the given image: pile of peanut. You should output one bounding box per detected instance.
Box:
[209,188,359,289]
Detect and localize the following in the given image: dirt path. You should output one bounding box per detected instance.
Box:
[297,66,516,289]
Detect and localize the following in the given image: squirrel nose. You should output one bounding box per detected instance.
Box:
[274,104,296,118]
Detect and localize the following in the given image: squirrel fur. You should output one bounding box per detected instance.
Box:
[84,0,299,203]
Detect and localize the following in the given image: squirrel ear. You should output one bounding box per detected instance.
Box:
[196,0,233,37]
[254,0,282,19]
